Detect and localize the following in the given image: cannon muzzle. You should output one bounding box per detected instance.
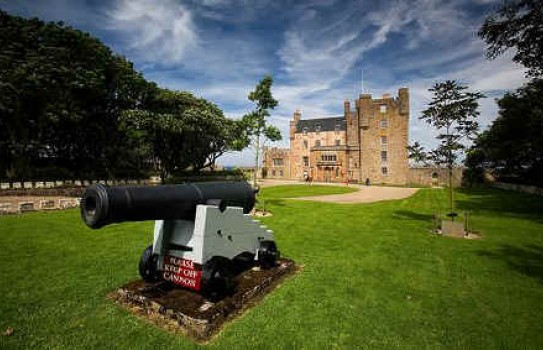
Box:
[81,181,256,229]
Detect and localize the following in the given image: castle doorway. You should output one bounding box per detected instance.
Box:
[431,172,439,186]
[324,167,332,182]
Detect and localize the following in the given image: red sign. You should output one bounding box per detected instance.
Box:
[162,255,202,291]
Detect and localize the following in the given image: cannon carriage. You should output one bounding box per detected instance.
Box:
[80,181,279,298]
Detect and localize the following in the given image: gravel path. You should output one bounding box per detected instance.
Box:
[290,186,419,204]
[257,180,419,204]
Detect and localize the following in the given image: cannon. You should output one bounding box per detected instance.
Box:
[81,181,279,298]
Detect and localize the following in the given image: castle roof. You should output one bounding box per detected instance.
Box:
[295,116,346,133]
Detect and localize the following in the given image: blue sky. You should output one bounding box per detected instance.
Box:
[2,0,528,166]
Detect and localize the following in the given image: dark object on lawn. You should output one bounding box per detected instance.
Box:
[80,182,280,298]
[446,212,458,221]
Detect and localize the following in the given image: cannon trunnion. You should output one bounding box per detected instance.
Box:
[80,182,279,299]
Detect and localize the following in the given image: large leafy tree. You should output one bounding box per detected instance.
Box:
[479,0,543,77]
[188,111,247,172]
[419,80,484,214]
[0,10,154,180]
[240,75,281,187]
[122,89,244,182]
[473,1,543,186]
[0,11,241,182]
[466,79,543,186]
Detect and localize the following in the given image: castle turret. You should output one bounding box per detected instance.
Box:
[290,109,301,141]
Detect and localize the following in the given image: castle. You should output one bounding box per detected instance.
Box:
[263,88,410,184]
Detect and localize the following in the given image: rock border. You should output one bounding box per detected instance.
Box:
[108,258,299,343]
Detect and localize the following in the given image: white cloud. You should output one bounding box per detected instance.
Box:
[108,0,198,64]
[389,53,527,152]
[261,0,527,156]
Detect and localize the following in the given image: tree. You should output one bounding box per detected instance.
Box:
[466,78,543,186]
[180,100,247,172]
[479,0,543,77]
[240,75,281,187]
[0,10,154,180]
[122,89,243,182]
[407,141,430,167]
[419,80,485,215]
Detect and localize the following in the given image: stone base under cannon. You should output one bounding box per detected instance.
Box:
[108,258,298,343]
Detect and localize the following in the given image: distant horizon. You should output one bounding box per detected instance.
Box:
[2,0,528,167]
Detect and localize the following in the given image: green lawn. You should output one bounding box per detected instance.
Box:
[1,186,543,349]
[259,184,358,199]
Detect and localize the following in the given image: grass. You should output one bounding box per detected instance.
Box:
[1,186,543,349]
[258,184,358,199]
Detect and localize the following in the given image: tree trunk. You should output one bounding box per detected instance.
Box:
[449,164,454,215]
[253,134,260,188]
[160,167,167,184]
[446,124,454,216]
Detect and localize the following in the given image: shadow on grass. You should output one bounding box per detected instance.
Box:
[392,210,434,222]
[456,188,543,224]
[478,244,543,284]
[256,198,287,207]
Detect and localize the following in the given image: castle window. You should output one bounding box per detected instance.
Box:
[381,136,388,145]
[303,140,308,149]
[380,105,387,113]
[321,154,337,162]
[273,158,284,166]
[381,167,388,175]
[315,123,321,133]
[303,127,308,135]
[303,156,309,166]
[335,139,340,146]
[315,140,321,147]
[380,119,388,129]
[381,151,388,162]
[279,170,283,177]
[272,170,276,176]
[335,168,339,177]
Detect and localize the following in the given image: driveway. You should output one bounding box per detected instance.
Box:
[290,186,419,204]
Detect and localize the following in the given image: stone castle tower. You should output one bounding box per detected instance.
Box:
[263,88,410,184]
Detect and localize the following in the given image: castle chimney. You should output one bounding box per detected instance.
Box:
[344,100,351,114]
[290,109,301,141]
[398,88,409,116]
[293,109,301,122]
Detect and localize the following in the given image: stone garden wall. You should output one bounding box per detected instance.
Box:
[491,182,543,196]
[0,179,157,215]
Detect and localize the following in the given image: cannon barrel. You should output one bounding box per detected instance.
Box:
[81,181,256,229]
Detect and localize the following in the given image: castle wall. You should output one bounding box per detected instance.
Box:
[262,147,290,179]
[407,167,464,187]
[291,129,348,181]
[358,90,409,184]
